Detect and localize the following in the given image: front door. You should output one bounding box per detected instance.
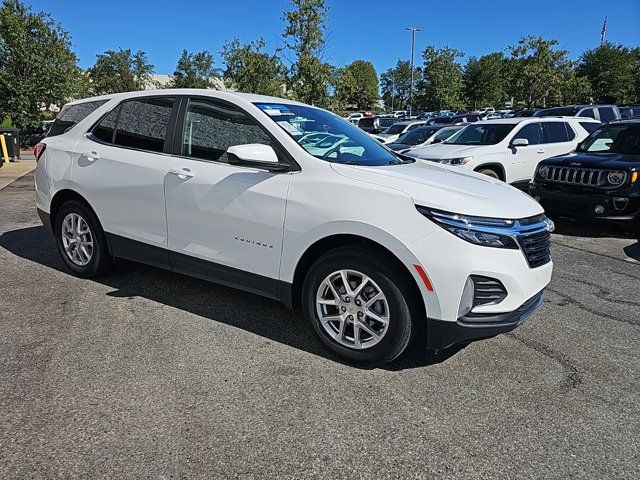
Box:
[164,97,290,296]
[508,122,547,183]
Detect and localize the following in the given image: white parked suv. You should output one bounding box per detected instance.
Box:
[406,117,601,188]
[34,90,554,365]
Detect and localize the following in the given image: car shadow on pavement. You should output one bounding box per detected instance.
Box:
[0,225,461,371]
[551,217,640,263]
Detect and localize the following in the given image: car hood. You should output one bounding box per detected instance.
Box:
[406,143,497,159]
[541,152,640,169]
[330,161,543,219]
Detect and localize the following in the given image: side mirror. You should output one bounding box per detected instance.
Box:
[511,138,529,147]
[227,144,286,171]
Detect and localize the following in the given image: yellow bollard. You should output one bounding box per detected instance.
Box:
[0,134,8,164]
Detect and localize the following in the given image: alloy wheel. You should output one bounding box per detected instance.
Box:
[61,213,94,266]
[316,269,390,349]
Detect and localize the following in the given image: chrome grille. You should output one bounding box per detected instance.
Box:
[517,229,551,269]
[545,166,604,186]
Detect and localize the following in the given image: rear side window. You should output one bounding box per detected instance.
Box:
[578,108,595,119]
[181,98,271,163]
[542,122,574,143]
[92,106,120,143]
[48,100,108,137]
[114,98,175,153]
[513,123,543,145]
[579,122,601,134]
[597,107,616,123]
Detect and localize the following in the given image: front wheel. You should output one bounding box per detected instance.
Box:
[477,168,500,180]
[302,247,417,366]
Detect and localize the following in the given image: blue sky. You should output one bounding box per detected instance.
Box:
[26,0,640,74]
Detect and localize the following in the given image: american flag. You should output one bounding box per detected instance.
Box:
[601,16,607,43]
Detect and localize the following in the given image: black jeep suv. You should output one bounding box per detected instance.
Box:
[529,120,640,231]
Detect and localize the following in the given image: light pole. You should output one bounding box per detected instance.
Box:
[406,27,421,117]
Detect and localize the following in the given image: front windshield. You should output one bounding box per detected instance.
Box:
[577,125,640,156]
[444,123,515,145]
[396,127,440,145]
[255,103,407,166]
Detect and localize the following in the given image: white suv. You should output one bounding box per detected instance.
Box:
[34,90,553,366]
[406,117,601,188]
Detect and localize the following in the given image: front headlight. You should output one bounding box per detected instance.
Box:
[417,207,519,249]
[537,164,550,179]
[607,171,626,186]
[440,156,473,165]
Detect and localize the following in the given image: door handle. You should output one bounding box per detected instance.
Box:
[168,168,195,179]
[81,151,99,161]
[536,149,545,154]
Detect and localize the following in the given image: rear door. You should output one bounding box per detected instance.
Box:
[508,122,546,182]
[163,96,291,295]
[542,121,577,159]
[72,96,178,266]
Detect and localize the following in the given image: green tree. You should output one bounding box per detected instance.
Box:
[221,38,285,96]
[170,49,217,89]
[558,67,592,105]
[87,48,154,95]
[463,52,507,109]
[578,43,639,104]
[334,60,378,110]
[0,0,83,130]
[418,45,464,110]
[380,60,419,111]
[282,0,332,106]
[506,36,571,107]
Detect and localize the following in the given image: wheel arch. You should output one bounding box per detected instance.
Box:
[285,233,426,320]
[474,162,506,181]
[49,189,101,232]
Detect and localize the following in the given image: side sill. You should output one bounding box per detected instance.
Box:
[104,232,288,303]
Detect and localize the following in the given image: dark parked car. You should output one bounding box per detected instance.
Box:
[358,116,396,134]
[512,109,540,118]
[386,125,465,153]
[529,120,640,232]
[534,105,621,123]
[620,105,640,119]
[425,114,479,125]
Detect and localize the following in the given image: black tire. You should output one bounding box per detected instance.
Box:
[54,200,113,278]
[477,168,500,180]
[302,246,418,366]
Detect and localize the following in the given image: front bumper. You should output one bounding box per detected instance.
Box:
[426,291,543,350]
[530,181,640,222]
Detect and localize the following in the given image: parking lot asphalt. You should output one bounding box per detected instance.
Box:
[0,173,639,479]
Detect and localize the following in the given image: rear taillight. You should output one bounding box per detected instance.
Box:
[34,142,46,162]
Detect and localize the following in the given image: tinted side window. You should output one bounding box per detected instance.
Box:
[578,108,595,119]
[597,107,616,123]
[513,123,543,145]
[181,98,271,163]
[114,98,175,153]
[91,106,120,144]
[542,122,571,143]
[48,100,108,137]
[580,122,601,134]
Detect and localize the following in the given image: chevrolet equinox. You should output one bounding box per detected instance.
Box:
[34,90,554,365]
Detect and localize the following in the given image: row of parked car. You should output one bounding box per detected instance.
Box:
[347,105,639,232]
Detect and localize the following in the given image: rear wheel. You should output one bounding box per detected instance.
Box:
[54,200,113,278]
[302,247,417,366]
